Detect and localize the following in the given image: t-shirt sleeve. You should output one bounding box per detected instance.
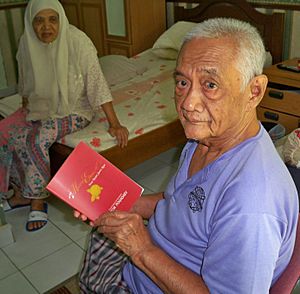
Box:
[201,213,285,293]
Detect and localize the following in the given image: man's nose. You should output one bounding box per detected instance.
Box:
[182,85,205,112]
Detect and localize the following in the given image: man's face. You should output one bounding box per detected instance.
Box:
[175,37,249,143]
[32,9,59,44]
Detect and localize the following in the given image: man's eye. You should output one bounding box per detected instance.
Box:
[205,82,217,89]
[176,79,188,88]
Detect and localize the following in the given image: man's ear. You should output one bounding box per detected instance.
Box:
[248,74,268,107]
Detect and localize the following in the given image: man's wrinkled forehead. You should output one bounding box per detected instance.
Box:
[177,37,237,70]
[174,67,219,78]
[179,36,236,55]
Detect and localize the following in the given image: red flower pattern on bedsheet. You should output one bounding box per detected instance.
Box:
[98,117,107,123]
[126,90,138,95]
[90,137,101,147]
[135,128,144,135]
[111,69,173,105]
[154,100,166,109]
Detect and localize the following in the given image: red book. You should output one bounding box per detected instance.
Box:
[46,141,144,221]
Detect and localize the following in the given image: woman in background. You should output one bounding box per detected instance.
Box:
[0,0,128,232]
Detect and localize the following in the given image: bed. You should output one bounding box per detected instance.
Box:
[0,0,285,175]
[171,0,284,64]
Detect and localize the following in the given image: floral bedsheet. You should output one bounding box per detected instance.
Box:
[59,50,177,152]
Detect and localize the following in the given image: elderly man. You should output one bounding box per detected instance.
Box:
[79,18,299,293]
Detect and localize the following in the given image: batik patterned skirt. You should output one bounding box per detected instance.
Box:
[0,108,89,199]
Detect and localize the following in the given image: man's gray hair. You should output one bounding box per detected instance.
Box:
[183,18,266,89]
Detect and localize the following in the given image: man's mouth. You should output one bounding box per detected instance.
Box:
[182,113,210,124]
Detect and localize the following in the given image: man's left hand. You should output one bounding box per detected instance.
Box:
[95,211,153,258]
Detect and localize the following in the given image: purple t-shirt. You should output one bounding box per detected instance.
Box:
[123,126,299,293]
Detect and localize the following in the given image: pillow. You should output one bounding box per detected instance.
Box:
[0,93,22,118]
[283,129,300,168]
[152,21,197,59]
[264,51,273,68]
[99,55,147,87]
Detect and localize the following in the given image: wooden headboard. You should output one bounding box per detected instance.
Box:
[169,0,285,64]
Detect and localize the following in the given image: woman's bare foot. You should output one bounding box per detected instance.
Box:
[5,188,31,207]
[5,187,48,231]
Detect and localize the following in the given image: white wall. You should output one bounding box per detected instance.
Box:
[0,7,24,90]
[290,11,300,58]
[0,49,7,89]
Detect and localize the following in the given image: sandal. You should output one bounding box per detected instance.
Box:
[2,189,14,200]
[26,202,48,232]
[3,198,30,212]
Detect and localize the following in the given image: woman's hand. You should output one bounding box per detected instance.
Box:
[108,124,129,148]
[95,210,153,258]
[101,102,129,148]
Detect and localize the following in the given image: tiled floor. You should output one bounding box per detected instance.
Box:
[0,145,183,294]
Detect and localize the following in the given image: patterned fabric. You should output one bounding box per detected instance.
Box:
[79,229,131,294]
[0,108,89,199]
[50,286,72,294]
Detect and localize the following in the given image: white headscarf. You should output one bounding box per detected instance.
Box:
[18,0,70,119]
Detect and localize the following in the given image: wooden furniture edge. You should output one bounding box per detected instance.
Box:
[50,119,187,173]
[166,0,300,11]
[171,0,284,64]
